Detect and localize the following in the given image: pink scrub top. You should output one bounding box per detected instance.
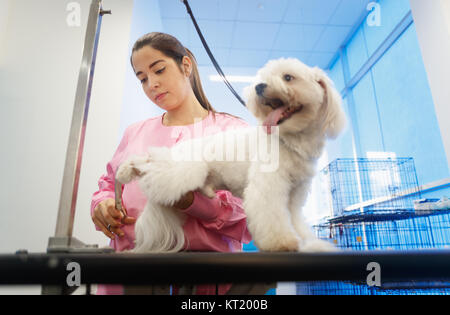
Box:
[91,111,252,295]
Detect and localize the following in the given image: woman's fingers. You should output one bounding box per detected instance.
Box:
[92,215,116,240]
[94,199,122,238]
[110,215,136,237]
[121,215,137,225]
[105,199,124,220]
[94,211,124,239]
[109,225,125,238]
[93,198,137,239]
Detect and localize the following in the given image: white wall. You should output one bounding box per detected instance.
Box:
[442,0,450,33]
[118,0,164,138]
[0,0,133,294]
[0,0,11,65]
[410,0,450,171]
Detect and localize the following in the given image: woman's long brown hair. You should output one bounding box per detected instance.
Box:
[130,32,244,122]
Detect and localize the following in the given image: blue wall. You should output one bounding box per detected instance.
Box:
[327,0,450,198]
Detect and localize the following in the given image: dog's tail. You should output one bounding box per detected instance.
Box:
[133,203,186,253]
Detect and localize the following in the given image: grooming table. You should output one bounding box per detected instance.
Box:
[1,250,449,286]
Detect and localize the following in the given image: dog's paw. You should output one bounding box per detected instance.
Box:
[256,234,301,252]
[116,155,152,184]
[300,239,338,252]
[116,161,140,184]
[199,185,216,199]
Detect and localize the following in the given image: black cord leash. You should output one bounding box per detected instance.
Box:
[181,0,247,107]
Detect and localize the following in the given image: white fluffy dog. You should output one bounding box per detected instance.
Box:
[116,58,346,253]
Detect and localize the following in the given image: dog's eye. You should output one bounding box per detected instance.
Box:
[284,74,293,82]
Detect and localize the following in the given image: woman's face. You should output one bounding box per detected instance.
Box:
[132,46,192,111]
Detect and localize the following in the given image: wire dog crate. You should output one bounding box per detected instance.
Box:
[315,211,450,251]
[320,158,420,217]
[298,158,450,295]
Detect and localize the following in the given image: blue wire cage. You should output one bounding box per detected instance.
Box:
[297,158,450,295]
[320,158,420,217]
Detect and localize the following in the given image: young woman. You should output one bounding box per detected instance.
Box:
[91,32,257,295]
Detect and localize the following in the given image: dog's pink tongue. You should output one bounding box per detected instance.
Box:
[263,107,286,134]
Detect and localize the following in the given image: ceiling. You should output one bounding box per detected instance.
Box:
[159,0,373,70]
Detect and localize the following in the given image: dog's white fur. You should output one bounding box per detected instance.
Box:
[116,58,346,253]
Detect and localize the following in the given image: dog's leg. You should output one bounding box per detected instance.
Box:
[243,168,301,252]
[144,160,210,206]
[198,174,218,199]
[116,155,152,184]
[199,185,216,199]
[288,184,315,240]
[289,184,337,252]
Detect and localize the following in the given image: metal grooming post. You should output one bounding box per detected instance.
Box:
[49,0,110,250]
[43,0,112,294]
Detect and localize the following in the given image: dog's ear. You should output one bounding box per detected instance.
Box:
[116,155,151,184]
[315,68,347,139]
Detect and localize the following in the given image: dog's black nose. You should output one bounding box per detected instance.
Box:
[255,83,267,96]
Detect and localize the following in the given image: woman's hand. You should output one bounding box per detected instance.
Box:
[92,198,136,239]
[173,191,195,210]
